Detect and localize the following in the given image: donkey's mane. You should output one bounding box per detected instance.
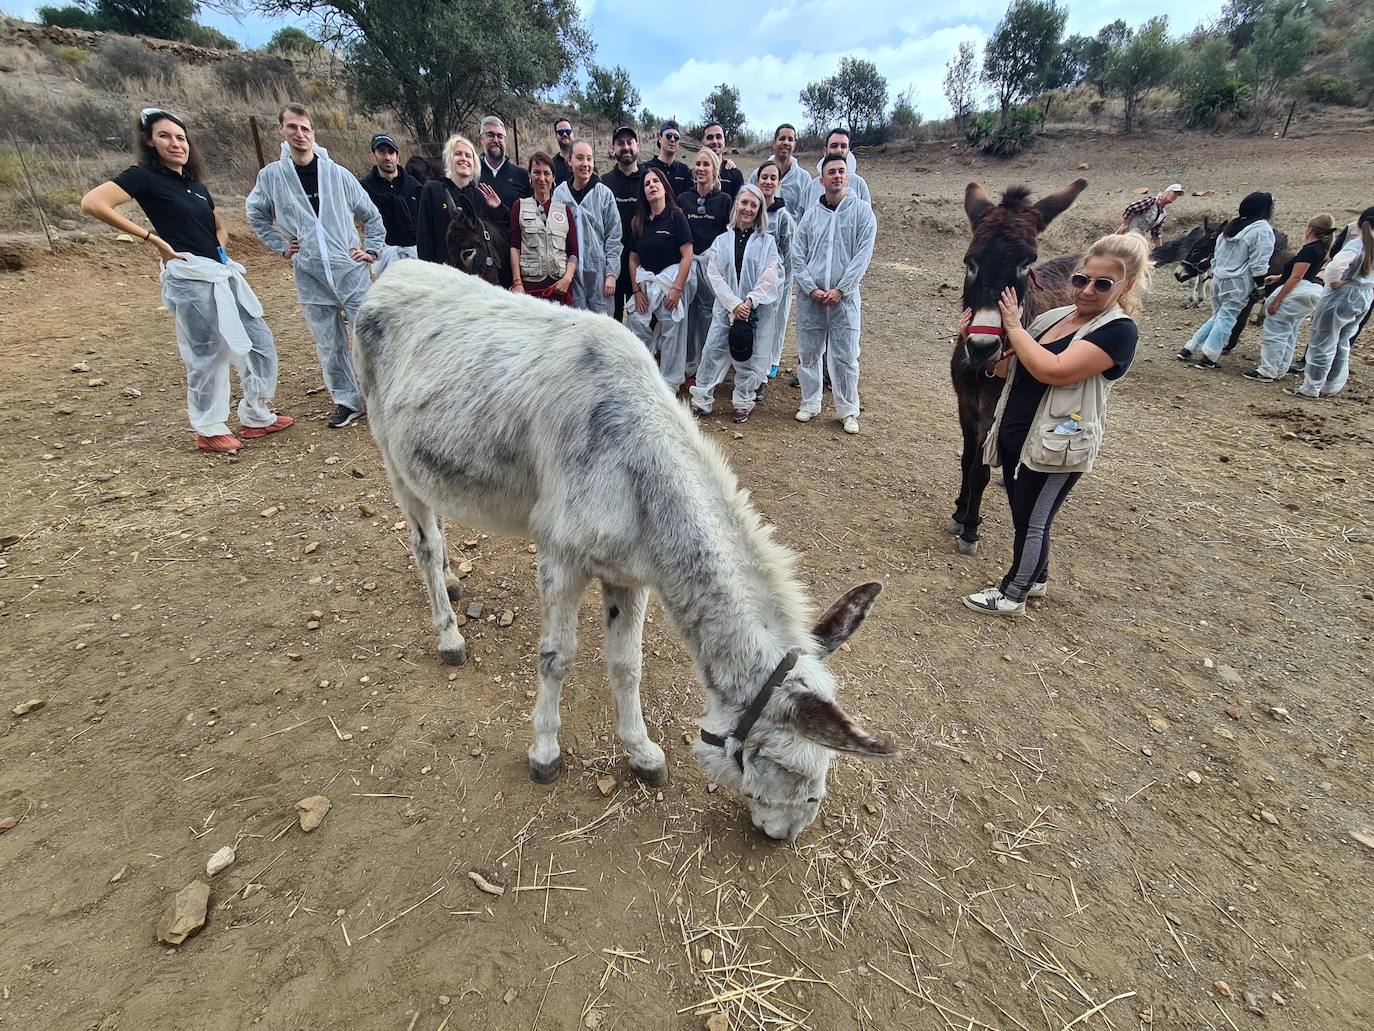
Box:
[1000,185,1033,209]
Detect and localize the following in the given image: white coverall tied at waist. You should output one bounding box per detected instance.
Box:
[791,191,878,420]
[629,265,695,387]
[160,254,279,437]
[1255,279,1321,379]
[246,142,384,412]
[690,231,783,414]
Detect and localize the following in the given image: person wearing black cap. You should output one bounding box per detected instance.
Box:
[360,132,422,275]
[645,120,692,199]
[603,124,644,321]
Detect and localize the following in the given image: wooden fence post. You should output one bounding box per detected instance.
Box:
[249,115,267,169]
[1280,99,1297,139]
[8,134,55,252]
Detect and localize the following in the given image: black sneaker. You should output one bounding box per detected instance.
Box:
[1241,369,1276,383]
[1289,359,1306,374]
[1192,358,1220,371]
[788,372,800,388]
[1175,348,1194,362]
[328,405,364,429]
[731,407,749,424]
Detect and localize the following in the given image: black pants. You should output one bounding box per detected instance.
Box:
[998,438,1081,602]
[613,249,632,322]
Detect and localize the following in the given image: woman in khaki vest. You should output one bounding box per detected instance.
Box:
[509,152,579,304]
[962,233,1149,616]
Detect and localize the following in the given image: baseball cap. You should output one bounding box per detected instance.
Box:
[613,124,637,141]
[371,133,399,152]
[659,119,680,135]
[1167,183,1184,194]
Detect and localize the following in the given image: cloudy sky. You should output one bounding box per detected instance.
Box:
[7,0,1228,128]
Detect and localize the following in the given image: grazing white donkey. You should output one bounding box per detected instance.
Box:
[352,261,897,842]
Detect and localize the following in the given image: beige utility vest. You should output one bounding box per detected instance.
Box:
[517,197,571,282]
[983,304,1131,475]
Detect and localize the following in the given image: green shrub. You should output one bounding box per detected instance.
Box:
[266,27,317,55]
[37,4,102,30]
[1296,73,1358,105]
[56,44,91,67]
[965,106,1037,157]
[180,22,240,50]
[1175,38,1250,128]
[88,37,177,89]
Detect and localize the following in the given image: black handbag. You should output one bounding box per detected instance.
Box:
[729,311,757,362]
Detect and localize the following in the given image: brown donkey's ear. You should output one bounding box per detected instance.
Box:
[811,581,882,659]
[794,694,899,757]
[965,182,994,226]
[1032,178,1088,229]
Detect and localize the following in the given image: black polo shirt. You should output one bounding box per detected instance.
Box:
[631,208,692,275]
[603,165,644,244]
[480,158,532,209]
[553,152,574,186]
[676,188,732,255]
[719,164,744,199]
[646,157,692,199]
[113,163,219,261]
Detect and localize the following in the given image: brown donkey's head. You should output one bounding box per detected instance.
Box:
[446,192,510,287]
[960,179,1087,367]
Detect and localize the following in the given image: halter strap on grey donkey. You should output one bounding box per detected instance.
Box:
[699,649,802,769]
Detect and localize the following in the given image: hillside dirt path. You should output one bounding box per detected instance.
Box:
[1,129,1371,1031]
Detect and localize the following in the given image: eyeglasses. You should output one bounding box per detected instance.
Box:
[484,132,505,141]
[663,133,680,142]
[555,128,573,137]
[1070,272,1122,293]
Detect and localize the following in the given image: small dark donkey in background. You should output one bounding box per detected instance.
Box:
[445,191,513,288]
[948,179,1087,556]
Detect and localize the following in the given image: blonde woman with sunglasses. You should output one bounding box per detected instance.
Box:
[962,233,1149,616]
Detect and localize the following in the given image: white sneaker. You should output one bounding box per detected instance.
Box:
[795,410,815,423]
[842,416,859,434]
[1027,581,1048,598]
[962,586,1025,616]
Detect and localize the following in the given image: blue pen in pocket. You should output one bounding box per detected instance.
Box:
[217,245,229,264]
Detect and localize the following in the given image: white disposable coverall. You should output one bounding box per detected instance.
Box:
[246,143,385,411]
[762,203,795,369]
[628,265,696,387]
[750,159,818,374]
[1183,220,1275,362]
[1298,237,1374,396]
[791,190,878,420]
[552,179,623,316]
[1255,278,1322,379]
[160,255,279,437]
[689,230,783,414]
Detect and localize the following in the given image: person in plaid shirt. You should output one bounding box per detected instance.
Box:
[1117,183,1183,246]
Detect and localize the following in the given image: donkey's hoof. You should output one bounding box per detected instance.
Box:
[439,645,467,667]
[958,538,979,556]
[529,756,562,784]
[445,578,463,603]
[946,518,963,536]
[629,761,669,787]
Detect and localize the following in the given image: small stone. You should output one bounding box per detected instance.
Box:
[1270,706,1289,719]
[1076,162,1089,170]
[699,947,714,964]
[466,602,483,620]
[156,880,211,945]
[1272,991,1288,1006]
[1216,665,1244,689]
[306,620,320,631]
[205,845,236,876]
[71,361,90,372]
[499,609,514,627]
[596,775,616,797]
[502,988,517,1005]
[1214,728,1235,741]
[1148,716,1169,734]
[0,816,18,833]
[1259,810,1279,825]
[421,765,433,775]
[56,405,74,415]
[350,467,366,479]
[259,506,279,518]
[110,865,127,882]
[1224,706,1243,719]
[1202,657,1215,669]
[1186,771,1203,784]
[12,698,45,716]
[88,377,107,387]
[438,995,451,1006]
[295,795,331,832]
[121,386,142,399]
[457,560,474,575]
[286,651,302,661]
[304,541,320,555]
[982,821,996,834]
[243,883,264,898]
[1141,746,1153,757]
[706,782,719,794]
[705,1014,729,1031]
[1349,826,1374,851]
[1214,980,1232,998]
[362,581,377,592]
[526,543,537,553]
[358,503,376,517]
[1165,912,1181,926]
[840,848,855,860]
[1243,992,1264,1015]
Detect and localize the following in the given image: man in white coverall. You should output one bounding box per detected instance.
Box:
[246,103,384,429]
[792,153,877,435]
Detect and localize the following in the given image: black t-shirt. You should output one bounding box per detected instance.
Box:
[112,164,219,261]
[294,156,320,214]
[733,227,749,278]
[568,174,599,205]
[603,166,644,242]
[677,188,732,254]
[553,152,574,186]
[720,164,744,199]
[998,316,1138,452]
[646,157,692,198]
[1280,240,1327,284]
[631,208,692,275]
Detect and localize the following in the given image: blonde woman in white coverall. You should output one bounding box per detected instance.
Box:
[82,109,290,454]
[246,103,384,429]
[552,140,623,316]
[792,154,878,434]
[688,185,783,423]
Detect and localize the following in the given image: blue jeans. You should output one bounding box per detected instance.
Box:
[1185,276,1251,361]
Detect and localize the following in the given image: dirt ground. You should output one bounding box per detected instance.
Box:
[2,128,1372,1031]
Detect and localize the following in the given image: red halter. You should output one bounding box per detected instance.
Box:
[965,268,1039,373]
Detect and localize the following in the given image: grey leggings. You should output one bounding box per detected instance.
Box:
[998,439,1082,602]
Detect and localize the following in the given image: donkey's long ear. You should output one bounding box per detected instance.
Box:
[793,694,899,757]
[811,581,882,659]
[1032,178,1088,229]
[965,182,994,227]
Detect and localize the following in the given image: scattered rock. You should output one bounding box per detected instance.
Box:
[502,988,517,1005]
[1349,826,1374,852]
[1203,657,1215,669]
[121,386,142,399]
[12,698,45,716]
[1076,162,1090,170]
[1272,991,1288,1007]
[499,609,514,627]
[303,541,320,555]
[699,946,714,964]
[1186,770,1203,785]
[156,880,211,945]
[205,845,236,876]
[259,506,280,518]
[1135,186,1150,194]
[596,775,616,797]
[526,543,537,553]
[358,503,376,517]
[110,865,127,883]
[1141,746,1153,757]
[88,377,107,387]
[437,995,451,1006]
[306,620,320,631]
[362,581,377,592]
[1259,810,1280,826]
[706,782,719,794]
[71,361,90,372]
[705,1012,728,1031]
[1148,716,1169,734]
[1224,706,1243,719]
[243,883,264,898]
[1214,980,1233,998]
[56,405,74,415]
[1216,665,1244,689]
[466,602,483,620]
[1244,992,1264,1015]
[583,1010,604,1029]
[1270,706,1289,720]
[349,467,366,479]
[0,816,18,833]
[295,795,331,832]
[1165,912,1181,926]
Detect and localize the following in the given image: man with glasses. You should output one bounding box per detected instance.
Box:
[478,115,531,208]
[246,102,384,429]
[603,124,644,321]
[702,121,743,199]
[645,120,692,199]
[552,117,576,186]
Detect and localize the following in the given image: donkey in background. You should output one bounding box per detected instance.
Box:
[352,261,897,843]
[445,191,512,288]
[948,179,1086,556]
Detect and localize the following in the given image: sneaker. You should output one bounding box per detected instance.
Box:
[1027,580,1048,599]
[794,410,815,423]
[1192,358,1220,371]
[768,365,780,379]
[789,372,801,388]
[1175,348,1194,362]
[1289,359,1306,374]
[1241,370,1276,383]
[1282,386,1320,399]
[328,405,364,429]
[731,407,749,424]
[690,404,708,418]
[842,416,859,434]
[240,414,295,439]
[962,587,1025,616]
[754,380,767,402]
[196,433,242,453]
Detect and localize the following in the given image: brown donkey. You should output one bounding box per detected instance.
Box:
[948,179,1087,555]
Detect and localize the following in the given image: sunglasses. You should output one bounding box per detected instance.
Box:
[663,133,680,142]
[1071,272,1122,293]
[140,107,175,127]
[555,128,573,136]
